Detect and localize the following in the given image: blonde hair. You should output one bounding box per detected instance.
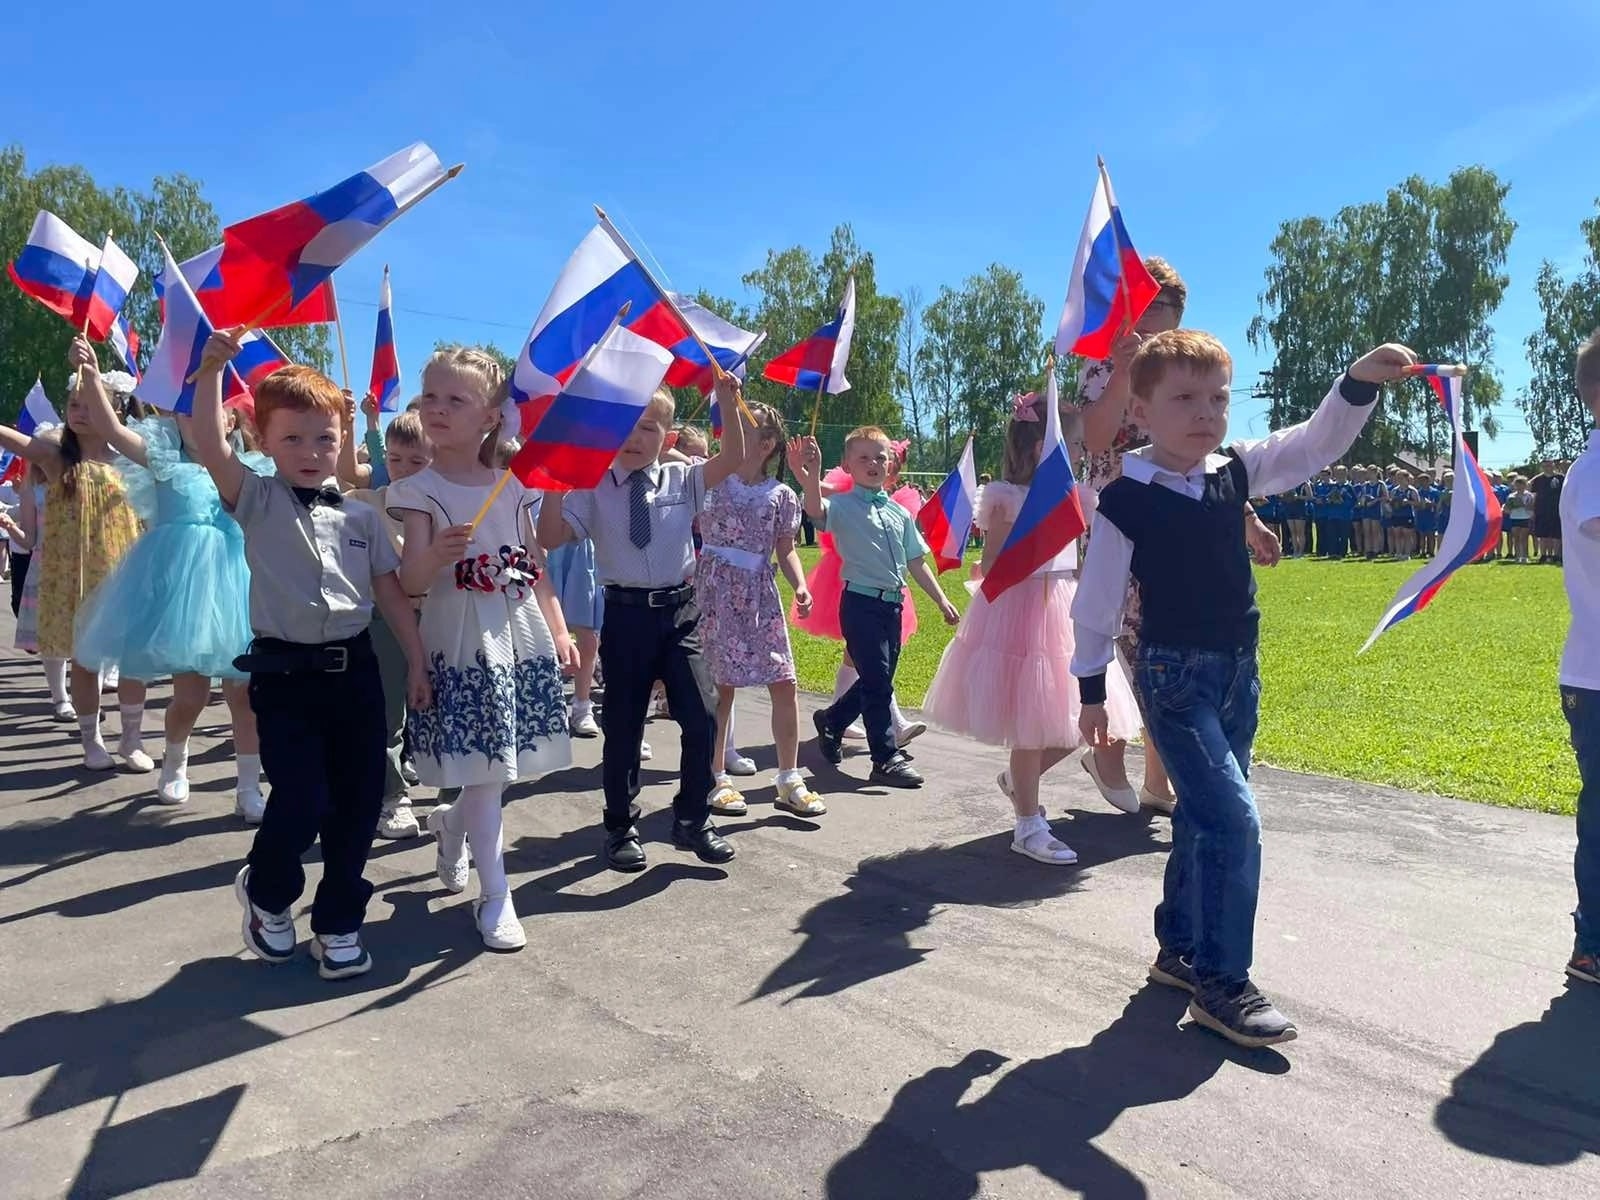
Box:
[645,388,676,423]
[424,346,506,467]
[1144,256,1187,315]
[1128,329,1233,398]
[843,425,891,456]
[384,410,429,450]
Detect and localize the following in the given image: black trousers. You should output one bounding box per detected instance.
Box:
[598,593,716,830]
[244,636,387,934]
[1325,517,1351,559]
[821,589,902,764]
[9,552,29,618]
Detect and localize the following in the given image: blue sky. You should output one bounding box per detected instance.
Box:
[9,0,1600,466]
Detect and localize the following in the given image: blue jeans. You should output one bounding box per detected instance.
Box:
[1136,643,1263,991]
[1562,686,1600,956]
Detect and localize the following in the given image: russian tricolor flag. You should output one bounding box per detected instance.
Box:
[15,376,61,438]
[8,213,139,341]
[980,372,1087,601]
[707,328,766,439]
[1053,161,1160,361]
[1361,369,1503,652]
[508,222,762,415]
[216,142,449,323]
[916,435,978,573]
[763,276,857,395]
[0,450,20,487]
[370,266,401,411]
[509,322,674,492]
[138,242,221,416]
[156,242,337,329]
[230,329,290,395]
[109,314,141,378]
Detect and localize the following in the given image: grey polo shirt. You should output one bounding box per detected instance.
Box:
[562,460,706,588]
[228,472,401,643]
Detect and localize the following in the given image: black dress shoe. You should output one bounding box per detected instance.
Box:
[672,818,736,864]
[812,709,843,764]
[870,753,924,789]
[605,826,647,872]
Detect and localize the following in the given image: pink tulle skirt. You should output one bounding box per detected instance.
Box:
[792,532,918,643]
[924,573,1141,750]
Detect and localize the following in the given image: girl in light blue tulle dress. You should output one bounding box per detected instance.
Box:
[73,368,274,819]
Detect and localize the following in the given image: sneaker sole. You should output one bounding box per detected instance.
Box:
[1187,999,1298,1047]
[234,869,295,964]
[309,942,372,980]
[1010,842,1077,866]
[870,774,924,789]
[1147,964,1197,994]
[1566,963,1600,986]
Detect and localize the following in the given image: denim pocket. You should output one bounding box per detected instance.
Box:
[1138,652,1198,711]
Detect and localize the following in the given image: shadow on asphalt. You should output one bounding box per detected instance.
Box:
[1434,982,1600,1165]
[751,813,1168,1003]
[824,983,1290,1199]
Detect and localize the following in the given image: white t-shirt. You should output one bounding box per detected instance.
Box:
[1560,430,1600,689]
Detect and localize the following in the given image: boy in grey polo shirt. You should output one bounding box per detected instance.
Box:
[193,333,430,981]
[538,380,747,872]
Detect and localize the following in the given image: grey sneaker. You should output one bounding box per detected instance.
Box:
[310,932,372,980]
[1148,951,1197,994]
[376,798,421,839]
[1189,980,1297,1047]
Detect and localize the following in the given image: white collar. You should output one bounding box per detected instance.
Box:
[1120,445,1231,486]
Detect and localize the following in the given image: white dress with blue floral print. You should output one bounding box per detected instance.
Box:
[387,468,572,787]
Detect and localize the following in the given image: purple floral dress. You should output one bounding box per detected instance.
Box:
[695,475,802,687]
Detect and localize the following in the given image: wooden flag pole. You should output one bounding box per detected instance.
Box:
[330,277,352,392]
[466,301,634,533]
[683,331,767,424]
[1096,156,1136,341]
[594,204,756,427]
[1400,363,1468,377]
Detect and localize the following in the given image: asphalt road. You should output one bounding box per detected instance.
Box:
[0,617,1595,1199]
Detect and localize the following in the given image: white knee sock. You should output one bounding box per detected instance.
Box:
[78,714,106,752]
[160,740,190,785]
[832,664,858,702]
[237,753,262,793]
[459,782,508,897]
[44,657,68,705]
[724,702,738,755]
[118,704,145,749]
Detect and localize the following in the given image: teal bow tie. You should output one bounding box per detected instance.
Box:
[866,489,891,507]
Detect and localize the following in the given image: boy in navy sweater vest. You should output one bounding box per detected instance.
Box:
[1072,330,1416,1047]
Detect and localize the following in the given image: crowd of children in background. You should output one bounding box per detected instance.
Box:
[1253,459,1570,564]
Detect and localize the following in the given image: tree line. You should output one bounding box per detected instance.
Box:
[6,144,1594,471]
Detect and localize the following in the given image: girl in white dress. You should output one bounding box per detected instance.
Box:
[389,347,576,950]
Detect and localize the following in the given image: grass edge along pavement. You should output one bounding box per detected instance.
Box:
[779,547,1577,815]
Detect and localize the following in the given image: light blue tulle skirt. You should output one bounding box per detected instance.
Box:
[74,516,253,680]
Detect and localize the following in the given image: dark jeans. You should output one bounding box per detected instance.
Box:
[369,612,411,802]
[1562,686,1600,956]
[9,551,29,617]
[1136,642,1262,991]
[822,589,902,764]
[244,638,388,934]
[597,594,715,830]
[1325,517,1351,559]
[1313,518,1326,556]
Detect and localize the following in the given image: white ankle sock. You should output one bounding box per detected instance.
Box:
[458,782,507,896]
[237,753,262,792]
[118,704,144,748]
[161,740,190,784]
[572,698,593,719]
[776,767,805,787]
[45,657,69,704]
[79,714,106,751]
[832,665,858,702]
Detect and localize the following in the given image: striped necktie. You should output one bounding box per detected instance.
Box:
[629,469,652,548]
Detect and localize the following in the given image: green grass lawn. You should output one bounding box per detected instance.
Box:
[779,547,1579,815]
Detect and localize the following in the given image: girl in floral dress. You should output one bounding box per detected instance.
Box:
[1,359,149,771]
[390,347,576,951]
[697,404,827,818]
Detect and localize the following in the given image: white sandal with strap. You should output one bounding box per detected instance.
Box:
[1011,814,1077,865]
[708,776,747,816]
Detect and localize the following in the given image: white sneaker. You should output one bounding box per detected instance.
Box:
[235,786,267,825]
[234,865,296,962]
[427,805,470,893]
[474,893,527,951]
[894,719,928,748]
[83,741,115,771]
[310,931,372,980]
[724,752,757,776]
[570,708,600,738]
[377,799,421,838]
[639,739,653,762]
[156,773,189,805]
[51,701,77,722]
[117,733,154,774]
[841,722,867,740]
[1079,747,1140,814]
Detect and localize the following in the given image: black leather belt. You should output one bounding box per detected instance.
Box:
[234,631,373,674]
[604,583,694,609]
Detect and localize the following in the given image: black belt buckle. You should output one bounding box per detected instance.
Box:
[325,646,349,673]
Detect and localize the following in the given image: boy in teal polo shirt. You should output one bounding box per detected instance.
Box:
[789,427,959,788]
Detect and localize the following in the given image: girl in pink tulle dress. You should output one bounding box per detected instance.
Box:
[924,392,1141,866]
[791,441,925,744]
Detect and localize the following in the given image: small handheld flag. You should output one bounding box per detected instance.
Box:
[370,266,401,411]
[15,377,61,438]
[139,241,223,415]
[1053,160,1160,361]
[109,315,141,378]
[917,435,978,573]
[1360,368,1502,651]
[981,372,1087,601]
[7,214,138,341]
[708,331,768,439]
[763,276,857,395]
[157,242,337,329]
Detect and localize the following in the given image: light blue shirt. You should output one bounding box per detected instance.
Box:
[818,487,929,593]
